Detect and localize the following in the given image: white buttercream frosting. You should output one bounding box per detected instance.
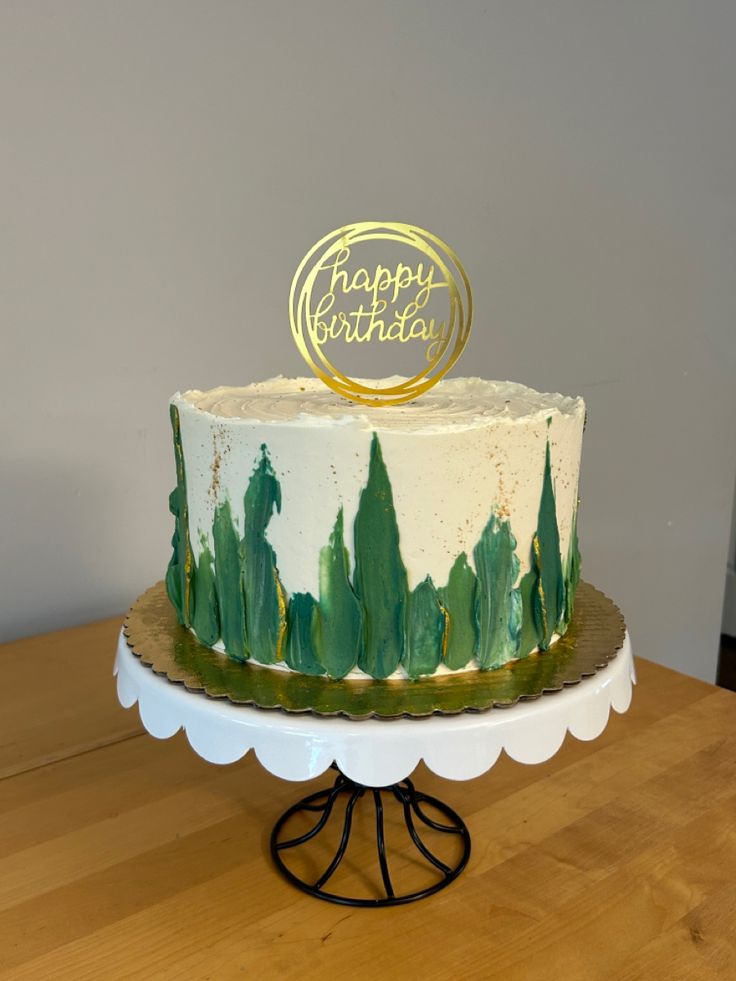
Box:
[180,376,584,433]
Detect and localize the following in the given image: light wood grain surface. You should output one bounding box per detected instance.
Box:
[1,618,735,981]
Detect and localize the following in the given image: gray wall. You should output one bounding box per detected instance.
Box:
[2,1,735,681]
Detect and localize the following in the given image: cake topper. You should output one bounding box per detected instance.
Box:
[289,221,473,406]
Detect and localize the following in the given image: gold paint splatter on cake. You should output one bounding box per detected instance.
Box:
[209,441,222,502]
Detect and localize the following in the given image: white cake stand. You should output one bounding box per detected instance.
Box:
[114,630,635,906]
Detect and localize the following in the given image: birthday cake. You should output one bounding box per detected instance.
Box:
[165,375,585,680]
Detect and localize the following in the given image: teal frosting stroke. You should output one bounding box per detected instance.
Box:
[353,433,408,679]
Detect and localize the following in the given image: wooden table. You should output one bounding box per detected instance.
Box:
[1,617,735,981]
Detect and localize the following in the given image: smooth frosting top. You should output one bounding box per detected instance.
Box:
[176,376,585,433]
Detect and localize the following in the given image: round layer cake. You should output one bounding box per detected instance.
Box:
[165,376,585,679]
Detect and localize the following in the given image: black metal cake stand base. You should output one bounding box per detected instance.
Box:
[270,766,471,906]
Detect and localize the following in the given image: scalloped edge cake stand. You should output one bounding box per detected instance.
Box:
[114,630,635,907]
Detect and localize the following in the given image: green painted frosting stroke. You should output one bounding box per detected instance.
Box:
[285,593,324,675]
[437,553,478,670]
[242,446,287,665]
[473,514,522,670]
[517,569,539,660]
[213,499,247,661]
[353,433,408,679]
[404,576,445,679]
[517,441,566,657]
[316,508,363,678]
[191,539,219,647]
[165,488,184,624]
[564,507,581,624]
[165,405,193,627]
[533,442,565,649]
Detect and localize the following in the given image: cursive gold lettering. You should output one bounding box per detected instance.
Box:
[322,249,351,296]
[310,246,451,364]
[311,292,336,345]
[425,321,450,362]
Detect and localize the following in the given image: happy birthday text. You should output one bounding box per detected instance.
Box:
[308,247,450,363]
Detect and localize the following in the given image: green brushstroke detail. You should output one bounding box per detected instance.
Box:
[563,507,581,624]
[517,442,566,656]
[438,553,479,670]
[473,514,522,669]
[191,539,219,647]
[404,576,445,679]
[518,569,539,659]
[533,442,565,648]
[242,446,286,665]
[316,508,363,678]
[285,593,324,675]
[213,499,247,661]
[165,489,183,623]
[353,433,408,679]
[165,405,193,626]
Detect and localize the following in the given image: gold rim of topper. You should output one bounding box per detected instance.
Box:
[289,221,473,406]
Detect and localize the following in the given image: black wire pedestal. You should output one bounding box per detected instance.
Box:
[270,765,471,906]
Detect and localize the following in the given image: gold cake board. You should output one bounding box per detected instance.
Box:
[123,580,626,720]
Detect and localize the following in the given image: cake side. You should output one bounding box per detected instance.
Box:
[165,376,585,679]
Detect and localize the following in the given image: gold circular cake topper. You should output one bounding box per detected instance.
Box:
[289,221,473,406]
